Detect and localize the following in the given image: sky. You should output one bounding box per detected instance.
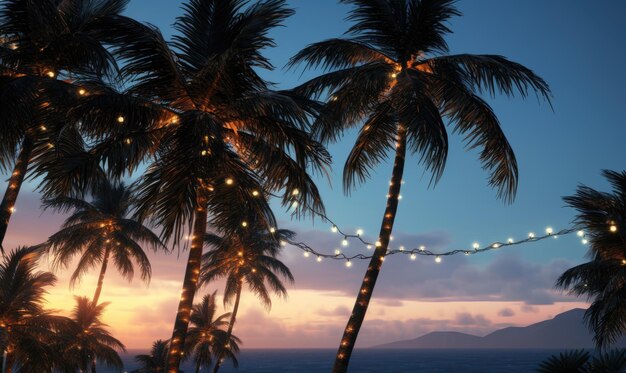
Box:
[4,0,626,350]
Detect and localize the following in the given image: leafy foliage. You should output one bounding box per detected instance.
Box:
[557,170,626,347]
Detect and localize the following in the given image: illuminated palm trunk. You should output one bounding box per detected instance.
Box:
[166,195,209,373]
[92,246,111,306]
[3,351,14,373]
[332,126,407,373]
[212,281,242,373]
[0,136,34,250]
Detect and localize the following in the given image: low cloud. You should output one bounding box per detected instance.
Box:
[498,308,515,317]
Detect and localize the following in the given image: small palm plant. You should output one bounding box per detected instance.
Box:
[537,349,626,373]
[557,170,626,347]
[184,292,241,373]
[131,340,176,373]
[0,246,70,373]
[289,0,551,370]
[201,222,293,373]
[41,179,164,305]
[60,296,125,373]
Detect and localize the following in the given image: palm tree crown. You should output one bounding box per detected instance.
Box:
[41,179,164,305]
[289,1,551,371]
[0,246,69,373]
[185,292,241,373]
[557,170,626,347]
[60,296,125,372]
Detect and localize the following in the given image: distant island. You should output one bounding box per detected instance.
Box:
[372,308,626,349]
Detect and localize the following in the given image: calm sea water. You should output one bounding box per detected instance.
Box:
[109,348,561,372]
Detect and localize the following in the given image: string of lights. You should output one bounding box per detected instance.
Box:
[283,227,584,265]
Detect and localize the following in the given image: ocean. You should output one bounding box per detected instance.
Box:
[110,348,562,372]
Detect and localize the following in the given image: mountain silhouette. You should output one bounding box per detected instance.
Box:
[372,308,626,349]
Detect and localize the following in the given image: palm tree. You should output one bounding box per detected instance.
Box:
[131,340,177,373]
[201,223,294,373]
[41,179,164,305]
[556,170,626,348]
[289,1,552,370]
[60,296,125,373]
[184,292,241,373]
[537,349,626,373]
[0,246,70,373]
[0,0,135,249]
[91,1,329,371]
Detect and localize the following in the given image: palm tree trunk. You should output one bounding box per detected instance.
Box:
[195,359,201,373]
[90,358,97,373]
[0,136,34,251]
[212,281,242,373]
[3,351,14,373]
[166,194,209,373]
[92,246,111,306]
[332,125,407,373]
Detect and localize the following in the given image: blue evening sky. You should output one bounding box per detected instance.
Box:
[122,0,626,268]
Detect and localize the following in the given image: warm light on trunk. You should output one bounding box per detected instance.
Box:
[166,195,209,373]
[0,136,34,249]
[332,125,407,373]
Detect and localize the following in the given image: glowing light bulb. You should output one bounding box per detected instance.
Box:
[280,240,287,246]
[40,125,47,131]
[341,238,349,247]
[225,178,233,185]
[117,115,125,123]
[399,246,405,251]
[366,245,372,249]
[241,221,248,227]
[528,232,535,239]
[46,71,55,78]
[398,195,403,200]
[252,190,259,196]
[419,245,425,251]
[380,256,385,261]
[389,235,394,241]
[303,252,310,258]
[125,138,132,145]
[581,239,588,245]
[201,150,207,156]
[472,242,480,250]
[291,189,299,196]
[331,225,338,233]
[577,230,585,237]
[291,201,299,208]
[410,253,416,260]
[546,227,553,235]
[316,256,322,262]
[391,73,397,78]
[269,227,276,233]
[356,229,364,236]
[345,261,352,268]
[435,256,442,263]
[610,225,618,233]
[78,88,86,95]
[8,206,15,213]
[507,238,514,244]
[334,249,341,255]
[375,241,382,247]
[492,243,500,249]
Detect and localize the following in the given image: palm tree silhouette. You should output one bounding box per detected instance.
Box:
[0,0,134,249]
[60,296,125,373]
[289,0,551,370]
[41,180,164,305]
[184,292,240,373]
[0,246,69,373]
[557,170,626,348]
[94,1,329,371]
[131,339,178,373]
[201,223,293,373]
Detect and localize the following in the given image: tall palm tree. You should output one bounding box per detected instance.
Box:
[201,223,294,373]
[41,179,164,305]
[60,296,125,373]
[184,292,241,373]
[557,170,626,348]
[0,0,135,249]
[0,246,70,373]
[289,1,552,370]
[90,1,329,371]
